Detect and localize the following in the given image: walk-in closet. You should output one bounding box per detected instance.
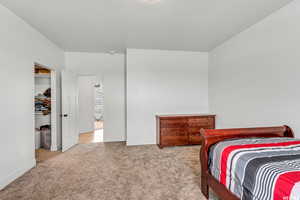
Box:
[34,65,60,162]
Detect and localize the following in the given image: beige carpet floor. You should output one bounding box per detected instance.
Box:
[0,142,215,200]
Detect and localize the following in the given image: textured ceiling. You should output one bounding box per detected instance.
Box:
[0,0,294,52]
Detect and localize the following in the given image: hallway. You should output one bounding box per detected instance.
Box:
[79,121,104,144]
[79,129,103,144]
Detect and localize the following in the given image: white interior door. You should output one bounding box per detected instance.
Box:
[61,70,79,152]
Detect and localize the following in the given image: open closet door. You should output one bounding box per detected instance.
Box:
[61,70,79,152]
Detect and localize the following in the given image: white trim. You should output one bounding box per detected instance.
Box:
[126,141,154,146]
[50,70,58,151]
[0,158,36,190]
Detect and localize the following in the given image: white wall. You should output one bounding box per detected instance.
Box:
[126,49,209,145]
[78,76,96,134]
[65,52,126,142]
[209,0,300,136]
[0,4,64,189]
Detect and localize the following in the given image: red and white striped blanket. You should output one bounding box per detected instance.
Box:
[209,137,300,200]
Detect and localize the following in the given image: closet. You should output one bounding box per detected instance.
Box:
[34,66,51,151]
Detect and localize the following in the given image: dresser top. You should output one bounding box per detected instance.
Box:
[156,114,216,118]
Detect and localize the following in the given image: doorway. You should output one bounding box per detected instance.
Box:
[78,76,104,144]
[34,64,61,162]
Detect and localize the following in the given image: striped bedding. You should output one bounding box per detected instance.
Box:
[209,137,300,200]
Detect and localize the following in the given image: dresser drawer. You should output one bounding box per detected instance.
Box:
[188,117,214,127]
[160,127,189,147]
[160,119,187,128]
[161,128,188,136]
[160,135,189,147]
[188,126,214,134]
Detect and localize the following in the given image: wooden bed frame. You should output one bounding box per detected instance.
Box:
[199,125,295,200]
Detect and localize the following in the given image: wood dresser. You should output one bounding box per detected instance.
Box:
[156,114,215,148]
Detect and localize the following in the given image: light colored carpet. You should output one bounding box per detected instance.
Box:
[0,142,215,200]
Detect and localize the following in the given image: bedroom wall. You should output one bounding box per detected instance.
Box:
[78,76,96,134]
[126,49,209,146]
[0,4,65,189]
[65,52,126,142]
[209,0,300,136]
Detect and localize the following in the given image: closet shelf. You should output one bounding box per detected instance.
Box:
[35,112,51,115]
[35,96,50,100]
[35,74,50,78]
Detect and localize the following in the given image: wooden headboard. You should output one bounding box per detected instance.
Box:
[199,125,294,199]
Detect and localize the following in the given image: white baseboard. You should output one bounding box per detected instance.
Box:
[126,141,156,146]
[103,138,126,143]
[0,158,36,190]
[51,145,58,151]
[79,129,94,134]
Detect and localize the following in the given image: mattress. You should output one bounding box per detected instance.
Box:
[209,137,300,200]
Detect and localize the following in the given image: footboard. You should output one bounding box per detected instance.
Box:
[199,125,294,200]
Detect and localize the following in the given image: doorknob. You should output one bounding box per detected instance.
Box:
[63,114,68,117]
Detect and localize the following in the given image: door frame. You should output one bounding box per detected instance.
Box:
[33,63,59,152]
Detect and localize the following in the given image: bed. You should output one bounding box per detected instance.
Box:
[200,125,299,200]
